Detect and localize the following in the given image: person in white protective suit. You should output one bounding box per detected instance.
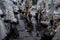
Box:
[11,0,19,13]
[0,9,7,40]
[37,0,44,10]
[3,0,17,23]
[0,0,7,40]
[21,0,26,11]
[46,2,60,20]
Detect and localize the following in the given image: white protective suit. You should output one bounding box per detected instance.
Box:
[3,0,17,22]
[0,9,7,40]
[0,0,17,39]
[46,1,60,20]
[12,0,19,12]
[37,0,44,10]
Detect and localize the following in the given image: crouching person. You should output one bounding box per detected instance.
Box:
[40,28,56,40]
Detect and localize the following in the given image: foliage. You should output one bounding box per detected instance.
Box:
[32,0,38,5]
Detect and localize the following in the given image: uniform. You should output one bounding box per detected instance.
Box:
[3,0,17,23]
[0,9,7,40]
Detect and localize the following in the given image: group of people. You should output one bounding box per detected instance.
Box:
[0,0,33,40]
[0,0,60,40]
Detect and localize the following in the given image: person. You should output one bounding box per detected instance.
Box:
[17,2,22,13]
[36,23,41,37]
[3,0,17,23]
[0,9,7,40]
[39,11,43,22]
[12,0,19,15]
[0,2,6,18]
[35,10,39,23]
[2,0,19,40]
[28,12,32,21]
[35,12,38,22]
[40,28,56,40]
[36,22,48,37]
[21,0,24,3]
[50,19,54,28]
[27,21,33,34]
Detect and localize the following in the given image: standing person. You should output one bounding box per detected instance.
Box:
[28,12,32,21]
[35,10,39,23]
[3,0,17,23]
[27,21,33,36]
[36,23,41,37]
[39,9,43,23]
[2,0,19,40]
[21,0,24,3]
[25,0,32,17]
[17,0,22,13]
